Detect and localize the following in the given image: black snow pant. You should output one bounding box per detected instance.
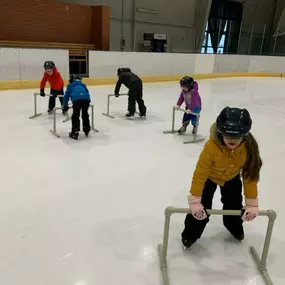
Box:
[128,81,147,115]
[71,100,91,134]
[48,88,64,110]
[181,175,244,243]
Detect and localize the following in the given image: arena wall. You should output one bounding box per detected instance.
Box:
[0,48,284,91]
[0,48,69,90]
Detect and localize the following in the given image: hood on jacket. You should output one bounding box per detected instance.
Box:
[70,80,82,86]
[193,81,199,90]
[210,123,221,145]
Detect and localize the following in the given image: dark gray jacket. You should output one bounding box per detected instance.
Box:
[114,72,142,94]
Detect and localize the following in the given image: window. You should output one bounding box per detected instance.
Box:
[217,47,224,54]
[207,47,214,54]
[201,20,228,54]
[203,33,207,46]
[219,34,225,46]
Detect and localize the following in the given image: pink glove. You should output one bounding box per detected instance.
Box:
[185,109,192,114]
[188,195,207,220]
[242,198,258,222]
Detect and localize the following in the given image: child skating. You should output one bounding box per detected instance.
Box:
[181,107,262,248]
[114,67,147,118]
[40,61,66,115]
[175,76,201,134]
[62,74,91,140]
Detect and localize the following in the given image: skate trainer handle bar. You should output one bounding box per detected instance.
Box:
[175,107,200,117]
[34,92,64,98]
[164,206,276,218]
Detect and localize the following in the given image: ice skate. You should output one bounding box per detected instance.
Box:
[62,110,67,116]
[139,107,147,119]
[226,224,245,241]
[232,233,244,241]
[47,109,53,115]
[126,112,134,119]
[191,126,197,135]
[178,125,187,134]
[181,239,193,249]
[84,130,90,137]
[69,131,79,140]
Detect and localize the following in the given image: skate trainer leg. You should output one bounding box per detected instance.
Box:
[29,92,64,119]
[102,93,140,119]
[50,105,99,138]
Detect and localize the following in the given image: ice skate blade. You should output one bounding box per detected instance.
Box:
[69,135,78,140]
[181,243,188,251]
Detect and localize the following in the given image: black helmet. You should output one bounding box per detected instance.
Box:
[69,74,82,83]
[117,67,131,76]
[44,61,55,69]
[180,76,194,90]
[216,107,252,137]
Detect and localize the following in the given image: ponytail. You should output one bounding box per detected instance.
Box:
[242,132,262,181]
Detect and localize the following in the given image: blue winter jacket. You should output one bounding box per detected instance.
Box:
[63,81,91,107]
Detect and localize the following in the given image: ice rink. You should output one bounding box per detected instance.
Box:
[0,77,285,285]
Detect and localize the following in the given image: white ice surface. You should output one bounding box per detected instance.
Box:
[0,78,284,285]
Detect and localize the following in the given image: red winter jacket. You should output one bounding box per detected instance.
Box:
[40,67,64,90]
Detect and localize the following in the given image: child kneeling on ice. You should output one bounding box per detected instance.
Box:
[181,107,262,248]
[175,76,202,134]
[62,74,91,140]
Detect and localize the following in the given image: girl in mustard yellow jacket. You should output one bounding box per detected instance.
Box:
[181,107,262,248]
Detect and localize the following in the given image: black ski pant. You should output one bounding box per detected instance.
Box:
[71,100,91,134]
[48,88,64,110]
[128,81,147,115]
[181,175,244,243]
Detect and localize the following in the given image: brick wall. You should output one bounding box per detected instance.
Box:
[0,0,92,44]
[101,6,110,50]
[91,6,110,50]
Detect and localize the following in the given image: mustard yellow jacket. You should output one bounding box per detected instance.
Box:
[190,124,258,199]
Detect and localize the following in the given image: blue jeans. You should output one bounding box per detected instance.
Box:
[182,106,201,126]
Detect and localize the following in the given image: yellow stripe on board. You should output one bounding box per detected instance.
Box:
[0,73,283,91]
